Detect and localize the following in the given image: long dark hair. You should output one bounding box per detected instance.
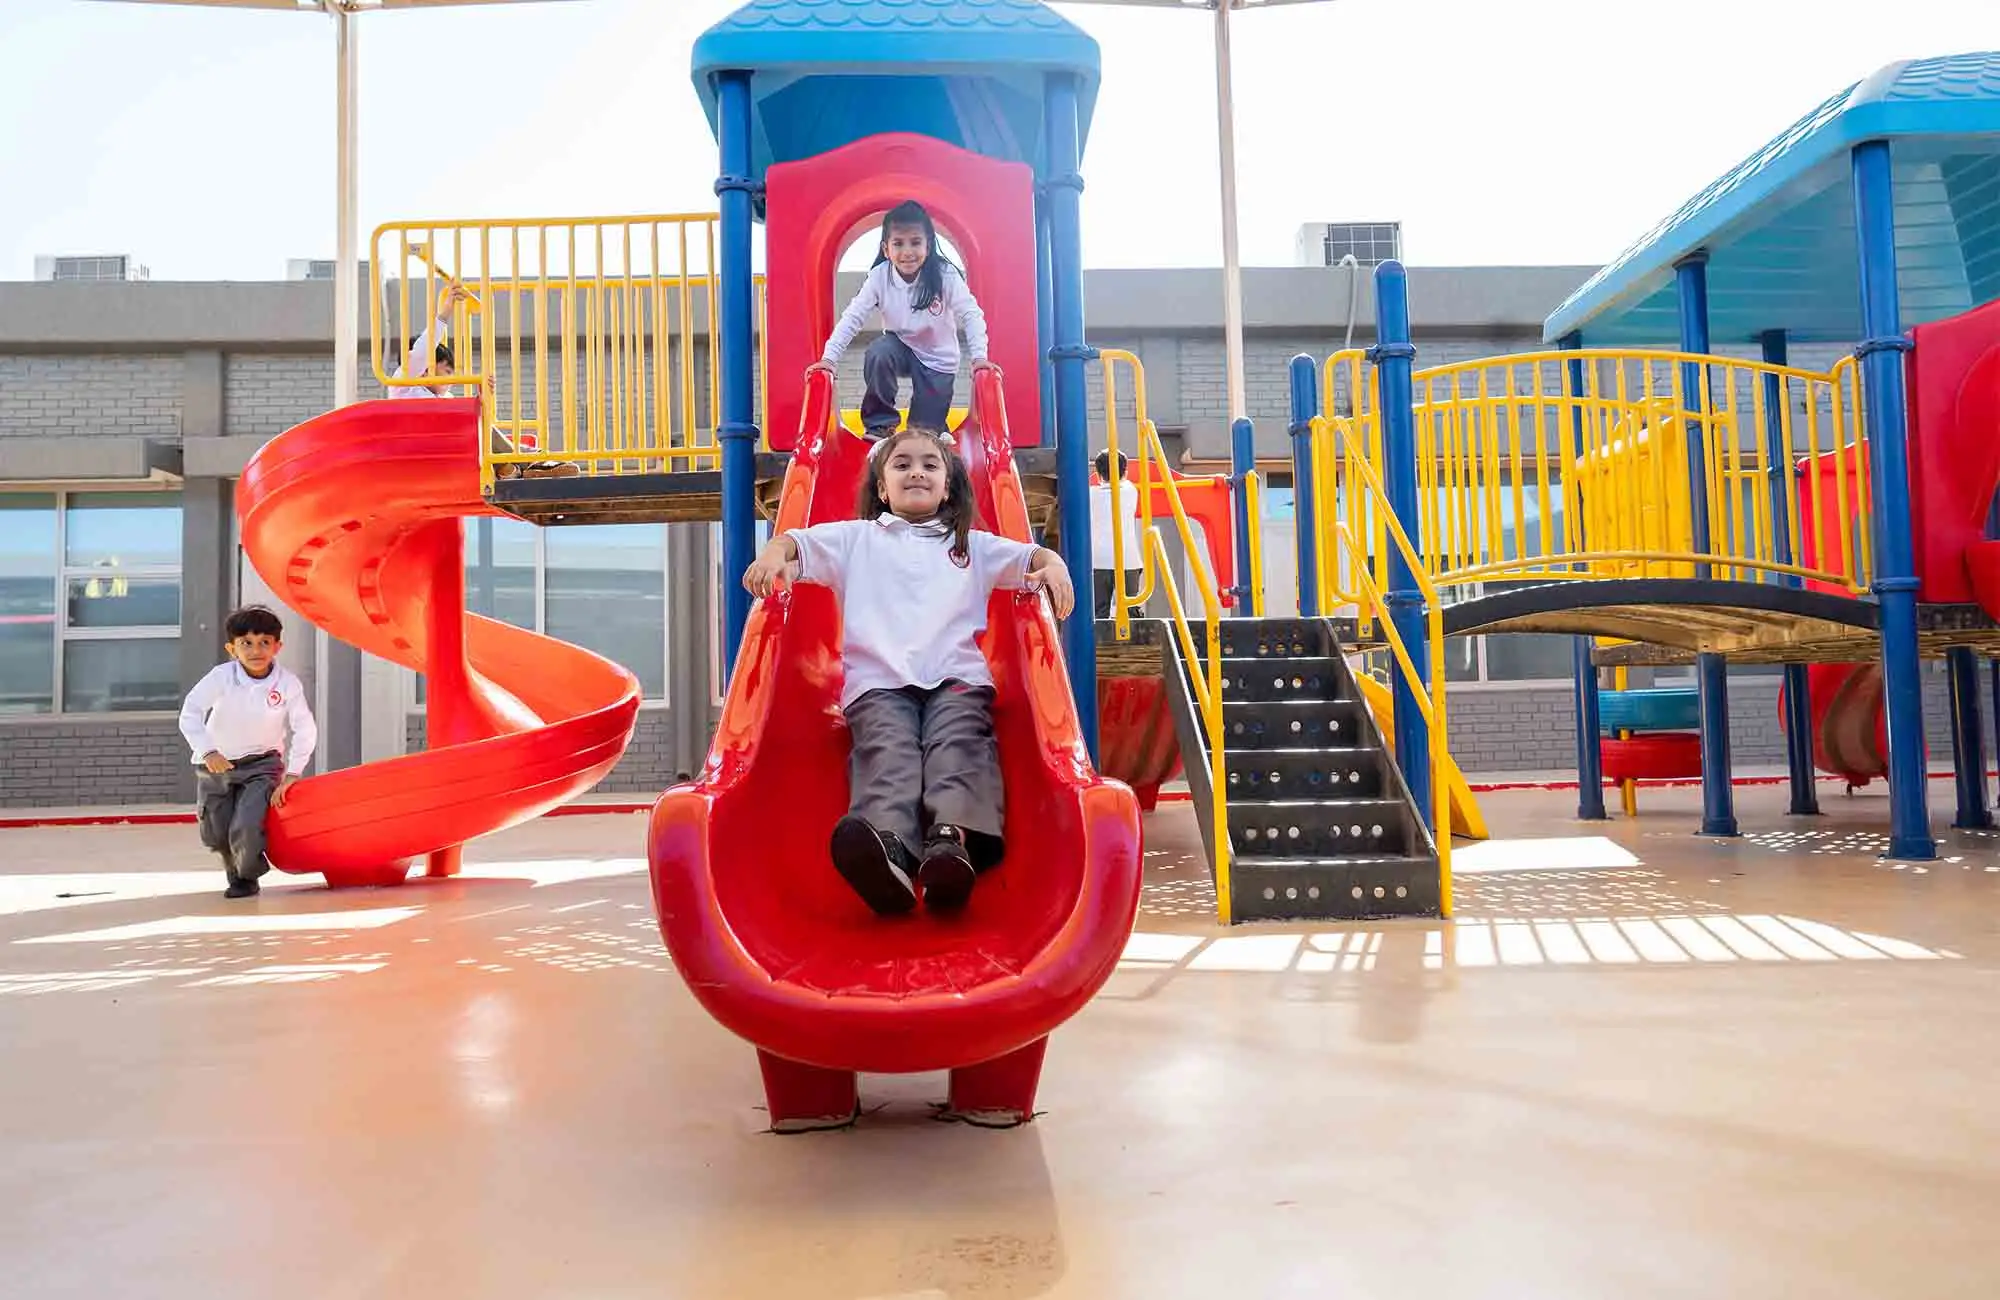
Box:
[873,199,960,313]
[857,428,978,562]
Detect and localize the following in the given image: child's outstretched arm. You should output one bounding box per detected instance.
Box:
[811,271,885,374]
[1025,547,1075,619]
[274,687,318,807]
[743,533,801,599]
[948,269,994,373]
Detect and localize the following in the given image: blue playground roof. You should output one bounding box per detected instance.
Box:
[1545,52,2000,346]
[691,0,1102,183]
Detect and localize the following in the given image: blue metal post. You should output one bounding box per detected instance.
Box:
[1948,646,1992,828]
[1035,189,1057,447]
[1852,139,1936,860]
[1230,417,1256,616]
[1676,252,1737,836]
[1761,329,1821,816]
[1561,334,1606,820]
[1044,73,1098,759]
[715,71,757,676]
[1287,355,1320,616]
[1373,263,1431,824]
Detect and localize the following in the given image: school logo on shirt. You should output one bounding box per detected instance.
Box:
[268,688,285,709]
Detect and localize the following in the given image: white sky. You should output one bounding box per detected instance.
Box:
[0,0,1994,280]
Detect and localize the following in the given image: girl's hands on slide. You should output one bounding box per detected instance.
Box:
[804,360,835,377]
[1026,549,1075,620]
[743,553,798,600]
[972,360,1002,378]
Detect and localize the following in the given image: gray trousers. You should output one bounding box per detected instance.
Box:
[844,681,1005,869]
[196,752,284,882]
[862,333,956,434]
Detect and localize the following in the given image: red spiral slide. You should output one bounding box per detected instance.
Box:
[236,397,641,887]
[647,370,1144,1130]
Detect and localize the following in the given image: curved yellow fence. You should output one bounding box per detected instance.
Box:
[1341,348,1871,595]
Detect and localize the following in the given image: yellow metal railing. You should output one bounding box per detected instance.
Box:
[1348,349,1874,595]
[370,214,769,489]
[1099,349,1234,923]
[1307,374,1454,914]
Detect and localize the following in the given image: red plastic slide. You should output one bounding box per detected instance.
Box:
[647,369,1143,1130]
[236,397,641,887]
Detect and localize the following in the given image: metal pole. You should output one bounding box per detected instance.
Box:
[1213,0,1248,424]
[1675,252,1737,837]
[1046,72,1100,759]
[1760,329,1821,816]
[1948,646,1992,828]
[1561,334,1606,820]
[1852,139,1936,861]
[1286,355,1319,615]
[333,5,359,407]
[715,70,758,674]
[1373,262,1430,824]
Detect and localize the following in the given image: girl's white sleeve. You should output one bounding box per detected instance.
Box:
[820,267,884,367]
[387,315,448,399]
[949,267,990,363]
[970,532,1039,592]
[790,520,867,590]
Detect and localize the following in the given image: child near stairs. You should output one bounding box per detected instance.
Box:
[741,426,1075,914]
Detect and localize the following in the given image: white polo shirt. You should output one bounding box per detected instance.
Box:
[178,661,319,776]
[1089,480,1146,573]
[791,515,1039,708]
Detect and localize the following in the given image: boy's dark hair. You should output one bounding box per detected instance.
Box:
[873,199,963,314]
[224,605,284,643]
[858,428,979,562]
[1095,450,1124,481]
[434,340,454,368]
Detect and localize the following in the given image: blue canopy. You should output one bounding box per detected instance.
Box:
[691,0,1102,183]
[1545,52,2000,345]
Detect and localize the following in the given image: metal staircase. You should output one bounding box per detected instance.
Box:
[1163,616,1443,923]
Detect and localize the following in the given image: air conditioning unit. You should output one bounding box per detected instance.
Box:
[288,258,370,283]
[1295,223,1402,269]
[35,254,150,283]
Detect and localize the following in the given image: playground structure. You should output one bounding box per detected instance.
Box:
[229,0,2000,1124]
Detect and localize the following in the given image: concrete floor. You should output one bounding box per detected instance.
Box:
[0,783,1996,1299]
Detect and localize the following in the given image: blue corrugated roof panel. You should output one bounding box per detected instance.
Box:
[692,0,1101,180]
[1545,52,2000,345]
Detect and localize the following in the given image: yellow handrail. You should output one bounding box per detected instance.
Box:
[1244,469,1266,617]
[1098,348,1233,923]
[1311,409,1455,915]
[369,213,770,491]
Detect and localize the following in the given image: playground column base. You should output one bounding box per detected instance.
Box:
[1696,652,1740,837]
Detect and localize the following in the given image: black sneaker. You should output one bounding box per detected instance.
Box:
[829,815,917,916]
[918,830,977,912]
[223,878,260,900]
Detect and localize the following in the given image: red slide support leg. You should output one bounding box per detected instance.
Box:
[946,1037,1049,1128]
[757,1051,860,1134]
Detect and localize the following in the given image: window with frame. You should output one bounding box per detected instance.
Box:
[418,517,669,705]
[0,490,183,715]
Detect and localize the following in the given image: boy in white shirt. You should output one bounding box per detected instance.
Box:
[1090,450,1147,619]
[177,606,318,899]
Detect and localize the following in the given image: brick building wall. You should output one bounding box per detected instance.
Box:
[0,717,188,807]
[0,354,182,438]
